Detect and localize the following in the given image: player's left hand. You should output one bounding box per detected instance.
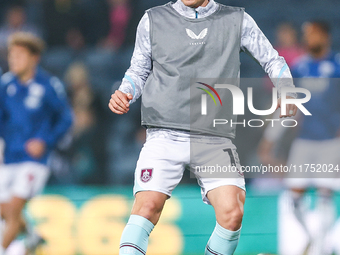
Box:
[25,139,46,159]
[277,96,298,118]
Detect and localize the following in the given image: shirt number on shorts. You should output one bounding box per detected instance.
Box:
[223,148,243,177]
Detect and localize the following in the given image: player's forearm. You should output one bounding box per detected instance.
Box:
[241,12,296,98]
[118,13,152,104]
[263,111,288,143]
[265,56,297,99]
[263,110,301,143]
[119,62,151,104]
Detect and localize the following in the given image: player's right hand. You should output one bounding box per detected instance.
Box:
[25,139,46,159]
[108,90,133,114]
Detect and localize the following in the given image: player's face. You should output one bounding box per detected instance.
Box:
[277,25,297,47]
[8,45,38,77]
[181,0,209,8]
[303,24,329,54]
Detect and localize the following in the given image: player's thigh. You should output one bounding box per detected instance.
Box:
[0,165,15,205]
[192,140,245,204]
[134,137,188,198]
[3,196,27,219]
[12,162,50,200]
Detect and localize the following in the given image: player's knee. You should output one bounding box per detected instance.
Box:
[134,200,164,224]
[217,206,243,231]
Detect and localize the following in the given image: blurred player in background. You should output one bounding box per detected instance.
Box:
[275,23,305,67]
[0,32,73,255]
[109,0,297,254]
[258,21,340,254]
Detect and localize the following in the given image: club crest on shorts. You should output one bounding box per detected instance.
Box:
[141,168,153,182]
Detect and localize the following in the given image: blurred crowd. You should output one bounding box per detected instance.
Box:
[0,0,339,187]
[0,0,145,186]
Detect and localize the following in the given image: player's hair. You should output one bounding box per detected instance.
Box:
[277,22,296,31]
[6,5,25,15]
[8,32,45,56]
[309,20,331,35]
